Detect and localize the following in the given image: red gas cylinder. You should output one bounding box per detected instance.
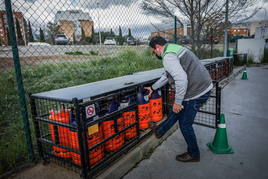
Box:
[120,95,137,140]
[69,123,104,166]
[137,89,151,129]
[49,110,71,159]
[122,111,137,139]
[149,90,163,122]
[100,101,125,152]
[101,117,125,152]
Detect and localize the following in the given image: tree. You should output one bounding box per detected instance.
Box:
[110,28,115,37]
[15,18,25,45]
[47,22,60,44]
[39,28,45,42]
[142,0,260,56]
[28,21,34,42]
[73,32,76,45]
[118,26,124,45]
[128,28,132,37]
[23,18,28,44]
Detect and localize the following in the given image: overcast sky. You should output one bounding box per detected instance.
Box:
[0,0,267,38]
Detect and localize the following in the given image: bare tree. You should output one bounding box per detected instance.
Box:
[142,0,261,56]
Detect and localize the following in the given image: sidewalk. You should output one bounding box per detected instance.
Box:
[124,65,268,179]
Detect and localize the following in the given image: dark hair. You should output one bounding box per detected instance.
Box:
[149,36,167,49]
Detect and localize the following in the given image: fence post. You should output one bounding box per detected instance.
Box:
[215,82,221,128]
[174,16,177,43]
[4,0,34,161]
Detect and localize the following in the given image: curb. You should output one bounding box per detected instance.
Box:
[219,66,246,88]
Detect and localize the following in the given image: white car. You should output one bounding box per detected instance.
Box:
[104,37,116,45]
[28,42,51,46]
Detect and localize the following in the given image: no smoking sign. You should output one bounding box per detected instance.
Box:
[85,104,96,118]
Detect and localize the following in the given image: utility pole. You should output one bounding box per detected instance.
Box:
[224,0,229,57]
[97,2,102,45]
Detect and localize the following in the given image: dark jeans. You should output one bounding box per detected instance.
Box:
[156,91,211,158]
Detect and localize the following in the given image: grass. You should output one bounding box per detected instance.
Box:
[0,49,161,174]
[65,51,99,56]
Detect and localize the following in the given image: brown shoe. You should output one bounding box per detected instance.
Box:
[176,152,189,158]
[176,153,200,162]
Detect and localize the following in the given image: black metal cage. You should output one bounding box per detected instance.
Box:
[30,58,228,178]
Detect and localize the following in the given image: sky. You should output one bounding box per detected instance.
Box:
[0,0,267,38]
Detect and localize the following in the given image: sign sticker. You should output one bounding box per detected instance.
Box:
[85,104,96,118]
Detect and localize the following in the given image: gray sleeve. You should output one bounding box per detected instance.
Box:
[163,53,188,104]
[151,71,169,90]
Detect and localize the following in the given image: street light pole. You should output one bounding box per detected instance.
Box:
[224,0,229,57]
[97,2,101,45]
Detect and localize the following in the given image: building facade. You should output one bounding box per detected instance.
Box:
[0,11,27,46]
[54,10,94,43]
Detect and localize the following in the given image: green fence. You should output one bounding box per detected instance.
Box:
[0,0,224,175]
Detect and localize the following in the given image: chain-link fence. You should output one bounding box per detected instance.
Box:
[0,0,227,175]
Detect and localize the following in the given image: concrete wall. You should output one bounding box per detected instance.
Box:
[237,39,265,63]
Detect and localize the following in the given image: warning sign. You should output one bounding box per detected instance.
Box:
[88,124,99,135]
[85,104,96,118]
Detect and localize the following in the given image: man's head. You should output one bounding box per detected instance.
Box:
[149,36,167,60]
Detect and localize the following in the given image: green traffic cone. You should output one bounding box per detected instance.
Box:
[241,70,248,80]
[207,114,234,154]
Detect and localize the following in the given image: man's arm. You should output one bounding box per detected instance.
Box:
[151,71,169,90]
[145,71,168,97]
[163,53,188,105]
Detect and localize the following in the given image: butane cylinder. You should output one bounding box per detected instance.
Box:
[137,89,151,129]
[149,90,163,122]
[49,110,71,159]
[101,100,125,152]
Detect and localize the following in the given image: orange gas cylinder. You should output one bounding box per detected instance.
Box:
[122,111,137,140]
[49,110,71,159]
[69,123,104,166]
[88,132,105,165]
[137,89,151,129]
[101,117,125,152]
[149,90,163,122]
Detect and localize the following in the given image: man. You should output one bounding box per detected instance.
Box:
[145,36,213,162]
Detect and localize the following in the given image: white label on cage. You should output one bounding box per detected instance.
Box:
[120,102,129,109]
[85,104,96,118]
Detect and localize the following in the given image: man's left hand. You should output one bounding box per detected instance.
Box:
[173,103,184,113]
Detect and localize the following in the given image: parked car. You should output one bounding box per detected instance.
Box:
[104,37,116,45]
[209,37,220,44]
[126,37,137,45]
[55,34,69,45]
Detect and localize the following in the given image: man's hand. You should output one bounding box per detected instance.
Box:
[144,86,153,97]
[173,103,184,113]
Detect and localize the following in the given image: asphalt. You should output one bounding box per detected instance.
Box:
[124,65,268,179]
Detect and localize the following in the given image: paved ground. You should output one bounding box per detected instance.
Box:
[124,65,268,179]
